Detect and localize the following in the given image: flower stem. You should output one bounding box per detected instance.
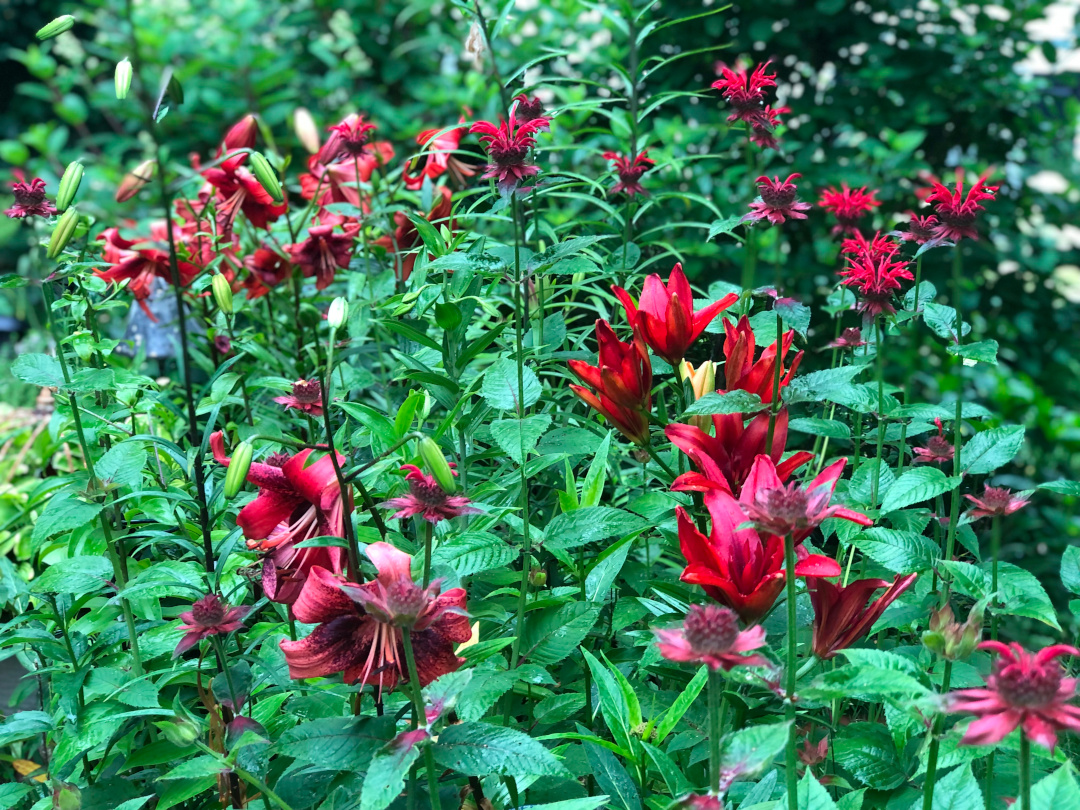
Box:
[741,124,758,291]
[644,442,677,481]
[765,311,783,452]
[422,521,434,588]
[990,515,1001,641]
[913,254,923,314]
[1018,735,1031,810]
[784,532,799,810]
[707,668,723,795]
[942,246,965,606]
[921,659,953,810]
[193,740,294,810]
[871,315,887,507]
[403,629,442,810]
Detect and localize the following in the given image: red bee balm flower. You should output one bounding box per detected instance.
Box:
[912,418,955,465]
[612,262,738,366]
[948,641,1080,751]
[924,169,998,242]
[210,432,347,604]
[173,594,250,658]
[280,543,470,689]
[285,223,357,291]
[512,93,547,123]
[898,213,941,245]
[568,320,653,445]
[470,107,550,193]
[96,224,201,320]
[750,105,789,150]
[654,604,768,671]
[381,464,480,524]
[5,177,57,219]
[807,574,917,659]
[603,150,655,197]
[838,232,913,317]
[324,113,378,159]
[274,379,324,416]
[743,174,812,225]
[818,184,880,235]
[964,485,1030,520]
[712,61,778,128]
[827,327,867,351]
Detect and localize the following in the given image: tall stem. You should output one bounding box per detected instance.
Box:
[913,254,924,314]
[472,0,510,112]
[942,247,965,605]
[921,660,953,810]
[990,515,1001,641]
[741,124,758,291]
[403,629,442,810]
[707,668,723,795]
[784,533,798,810]
[1018,735,1031,810]
[422,521,434,588]
[871,315,887,507]
[765,311,783,452]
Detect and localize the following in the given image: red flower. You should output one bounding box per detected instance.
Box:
[826,327,867,350]
[568,320,653,445]
[818,184,881,235]
[897,212,940,245]
[279,543,470,690]
[242,247,292,299]
[839,229,900,259]
[964,485,1030,520]
[96,224,201,320]
[173,594,249,658]
[720,316,803,404]
[512,93,547,123]
[381,464,480,524]
[743,174,812,225]
[797,734,829,768]
[912,418,955,465]
[202,152,288,238]
[403,121,476,190]
[750,105,789,150]
[612,262,738,366]
[654,604,769,670]
[210,432,346,604]
[923,168,998,242]
[603,150,655,197]
[285,223,357,291]
[667,408,813,497]
[324,113,378,160]
[374,185,454,283]
[948,641,1080,751]
[5,177,57,219]
[807,574,917,659]
[299,143,395,209]
[469,107,550,193]
[221,114,258,154]
[711,61,777,128]
[837,231,913,316]
[274,379,324,416]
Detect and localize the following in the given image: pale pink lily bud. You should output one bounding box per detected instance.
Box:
[679,360,716,430]
[115,159,156,202]
[294,108,321,154]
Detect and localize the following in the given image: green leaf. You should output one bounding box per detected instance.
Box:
[0,784,31,810]
[923,303,970,342]
[490,414,552,464]
[850,528,940,574]
[788,418,851,439]
[586,540,631,601]
[527,235,608,272]
[519,801,610,810]
[12,352,64,387]
[432,721,569,778]
[120,560,205,600]
[682,390,765,416]
[941,561,1060,630]
[274,716,395,771]
[947,339,998,365]
[580,432,612,508]
[524,602,601,666]
[481,358,542,412]
[707,215,743,241]
[360,736,423,810]
[641,740,693,797]
[582,649,631,752]
[880,468,959,513]
[159,755,226,780]
[719,721,790,781]
[583,742,641,810]
[1063,547,1080,595]
[797,771,839,809]
[430,531,517,577]
[654,665,708,744]
[960,426,1024,476]
[31,491,104,547]
[96,441,148,489]
[928,765,983,810]
[833,722,906,789]
[1031,766,1080,810]
[785,365,866,403]
[1040,479,1080,496]
[455,667,517,722]
[543,507,649,550]
[31,555,113,594]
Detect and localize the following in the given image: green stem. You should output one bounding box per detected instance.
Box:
[765,310,783,452]
[784,532,799,810]
[984,750,995,810]
[1019,735,1031,810]
[913,254,923,314]
[871,315,886,507]
[707,668,723,795]
[741,124,758,291]
[193,740,294,810]
[472,0,510,112]
[403,629,442,810]
[644,443,677,480]
[942,246,965,606]
[921,660,953,810]
[990,515,1001,641]
[422,521,434,588]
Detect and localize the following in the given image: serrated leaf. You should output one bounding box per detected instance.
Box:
[490,414,552,464]
[788,418,851,439]
[941,560,1060,630]
[432,721,569,778]
[31,492,104,547]
[798,771,839,809]
[1032,766,1080,810]
[708,215,743,241]
[947,339,998,365]
[928,765,983,810]
[12,353,64,387]
[360,736,423,810]
[456,667,518,722]
[719,721,790,781]
[960,426,1024,476]
[785,365,866,403]
[543,506,649,550]
[1063,547,1080,595]
[682,390,764,416]
[481,358,541,412]
[584,742,641,810]
[923,303,970,342]
[1040,479,1080,496]
[833,722,906,789]
[523,602,600,666]
[274,716,395,771]
[159,755,226,780]
[96,441,148,489]
[31,555,113,594]
[431,531,516,577]
[880,468,959,513]
[850,528,939,574]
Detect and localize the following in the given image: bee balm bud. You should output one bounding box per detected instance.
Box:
[37,15,75,40]
[55,161,84,212]
[212,274,234,315]
[115,57,133,100]
[223,442,254,499]
[248,152,283,204]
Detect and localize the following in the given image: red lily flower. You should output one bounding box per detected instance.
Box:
[837,231,913,316]
[373,185,454,284]
[711,61,777,128]
[923,168,998,242]
[807,573,917,659]
[721,316,803,404]
[964,485,1030,520]
[470,107,550,193]
[568,320,653,446]
[912,418,955,465]
[299,142,395,209]
[96,223,202,320]
[173,594,249,658]
[381,464,480,524]
[210,431,346,604]
[242,247,292,299]
[274,378,324,416]
[403,121,476,190]
[612,262,739,366]
[220,114,258,154]
[279,543,470,690]
[948,641,1080,751]
[6,177,57,219]
[285,222,357,291]
[743,174,812,225]
[750,105,789,150]
[654,604,769,671]
[202,152,288,238]
[818,183,881,235]
[603,150,655,197]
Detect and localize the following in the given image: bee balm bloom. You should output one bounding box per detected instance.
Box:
[603,150,655,197]
[654,604,768,671]
[173,594,250,658]
[912,418,955,465]
[274,379,324,416]
[743,174,812,225]
[964,485,1030,520]
[381,463,480,524]
[711,61,778,128]
[470,106,550,194]
[924,169,998,242]
[5,177,57,219]
[818,183,880,235]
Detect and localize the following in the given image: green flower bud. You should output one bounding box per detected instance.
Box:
[248,151,283,204]
[115,57,133,100]
[327,297,349,330]
[224,442,254,499]
[55,161,84,212]
[528,567,547,588]
[55,786,81,810]
[116,158,156,202]
[418,436,456,495]
[212,274,234,315]
[156,717,200,747]
[47,206,80,260]
[36,15,75,40]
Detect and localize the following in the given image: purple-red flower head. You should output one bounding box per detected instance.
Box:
[654,604,769,671]
[743,174,812,226]
[819,184,881,235]
[750,105,790,150]
[381,464,480,524]
[174,594,249,658]
[512,93,547,123]
[827,327,867,351]
[964,485,1030,520]
[274,378,324,416]
[603,150,655,197]
[912,418,955,465]
[712,61,777,128]
[6,177,57,219]
[324,113,379,160]
[470,108,550,193]
[923,168,998,242]
[837,231,912,317]
[897,212,941,245]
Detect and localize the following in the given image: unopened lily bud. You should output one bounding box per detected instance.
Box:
[248,151,283,204]
[47,206,79,260]
[212,274,234,315]
[294,108,320,154]
[115,57,132,100]
[418,436,456,495]
[55,161,84,212]
[327,297,349,330]
[223,442,253,499]
[156,717,199,747]
[37,15,75,40]
[223,114,258,152]
[116,158,156,202]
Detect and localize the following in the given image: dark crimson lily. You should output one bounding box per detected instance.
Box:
[285,222,357,291]
[612,262,738,366]
[721,316,803,404]
[373,185,454,284]
[807,574,917,659]
[323,113,378,160]
[279,543,469,690]
[242,246,292,299]
[202,152,288,237]
[923,168,998,242]
[568,320,653,446]
[210,431,346,604]
[96,224,201,320]
[299,144,395,209]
